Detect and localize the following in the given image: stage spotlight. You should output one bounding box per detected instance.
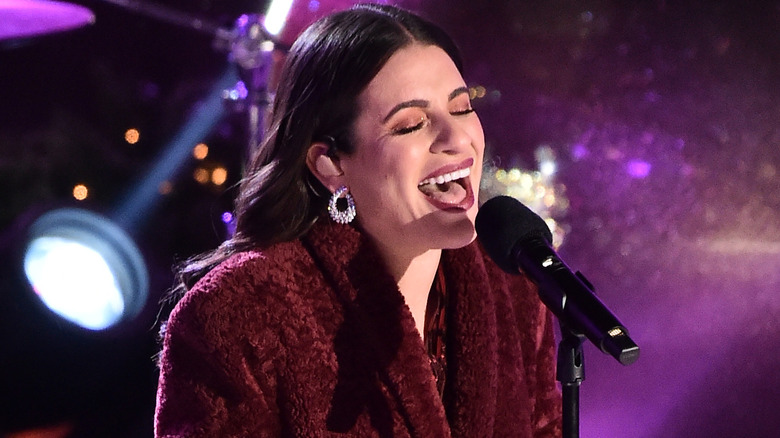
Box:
[21,207,148,331]
[263,0,295,35]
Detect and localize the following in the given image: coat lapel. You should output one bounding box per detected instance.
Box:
[442,245,499,437]
[302,220,451,437]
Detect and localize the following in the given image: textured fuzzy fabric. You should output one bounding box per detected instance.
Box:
[155,219,562,437]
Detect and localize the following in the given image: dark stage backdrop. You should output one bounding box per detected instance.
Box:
[1,0,778,436]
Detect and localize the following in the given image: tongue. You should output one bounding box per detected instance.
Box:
[419,180,467,204]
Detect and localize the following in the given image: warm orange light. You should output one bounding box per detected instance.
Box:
[72,184,88,201]
[124,128,140,145]
[211,167,228,186]
[192,143,209,160]
[158,181,173,195]
[193,168,209,184]
[469,85,487,100]
[5,421,74,438]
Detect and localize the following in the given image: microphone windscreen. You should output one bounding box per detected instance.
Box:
[475,196,553,274]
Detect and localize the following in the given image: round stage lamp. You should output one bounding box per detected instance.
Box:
[21,208,149,331]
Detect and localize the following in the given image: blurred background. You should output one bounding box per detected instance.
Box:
[1,0,778,436]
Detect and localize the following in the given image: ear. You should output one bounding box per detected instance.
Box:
[306,141,345,192]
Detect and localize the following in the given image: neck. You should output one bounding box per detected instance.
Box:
[396,249,441,299]
[376,241,442,337]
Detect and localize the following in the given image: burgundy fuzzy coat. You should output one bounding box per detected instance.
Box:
[155,219,562,437]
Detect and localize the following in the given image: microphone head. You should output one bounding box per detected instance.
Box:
[475,196,553,274]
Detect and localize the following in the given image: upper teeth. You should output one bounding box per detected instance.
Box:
[419,167,471,186]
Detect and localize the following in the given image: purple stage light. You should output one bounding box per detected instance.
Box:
[627,159,651,179]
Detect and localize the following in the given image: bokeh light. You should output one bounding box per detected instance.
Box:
[25,237,125,330]
[21,208,149,331]
[124,128,140,145]
[627,159,652,178]
[72,184,88,201]
[481,145,569,248]
[193,167,209,184]
[469,85,487,100]
[192,143,209,160]
[158,181,173,195]
[211,166,228,186]
[263,0,295,35]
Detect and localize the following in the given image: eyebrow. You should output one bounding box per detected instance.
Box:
[448,86,469,101]
[382,86,471,123]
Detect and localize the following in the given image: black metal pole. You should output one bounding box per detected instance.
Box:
[557,324,585,438]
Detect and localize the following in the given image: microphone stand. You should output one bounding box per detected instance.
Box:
[557,323,585,438]
[99,1,284,153]
[224,14,276,154]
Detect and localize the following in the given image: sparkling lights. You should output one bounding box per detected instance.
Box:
[480,146,569,248]
[223,81,249,102]
[469,84,501,104]
[536,145,557,176]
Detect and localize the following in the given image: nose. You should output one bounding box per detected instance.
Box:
[430,113,481,155]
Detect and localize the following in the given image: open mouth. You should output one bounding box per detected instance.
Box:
[418,166,474,210]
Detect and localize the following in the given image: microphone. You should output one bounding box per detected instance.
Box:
[475,196,639,365]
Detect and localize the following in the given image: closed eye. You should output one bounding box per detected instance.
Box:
[451,108,475,116]
[393,118,430,135]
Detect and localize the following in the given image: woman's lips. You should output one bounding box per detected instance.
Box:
[418,158,476,211]
[420,158,475,183]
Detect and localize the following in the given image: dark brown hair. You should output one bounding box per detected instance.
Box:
[170,3,464,298]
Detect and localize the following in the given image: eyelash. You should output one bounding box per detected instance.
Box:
[393,108,475,135]
[452,108,475,116]
[394,118,429,135]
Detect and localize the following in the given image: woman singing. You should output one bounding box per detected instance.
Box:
[154,3,562,436]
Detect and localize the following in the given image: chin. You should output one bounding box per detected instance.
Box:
[448,234,477,250]
[440,221,477,250]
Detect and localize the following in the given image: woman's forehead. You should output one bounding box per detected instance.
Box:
[357,44,466,114]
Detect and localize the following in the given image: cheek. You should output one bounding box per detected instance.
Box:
[354,158,425,220]
[346,154,407,205]
[471,119,486,152]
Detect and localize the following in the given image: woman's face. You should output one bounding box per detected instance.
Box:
[338,43,485,257]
